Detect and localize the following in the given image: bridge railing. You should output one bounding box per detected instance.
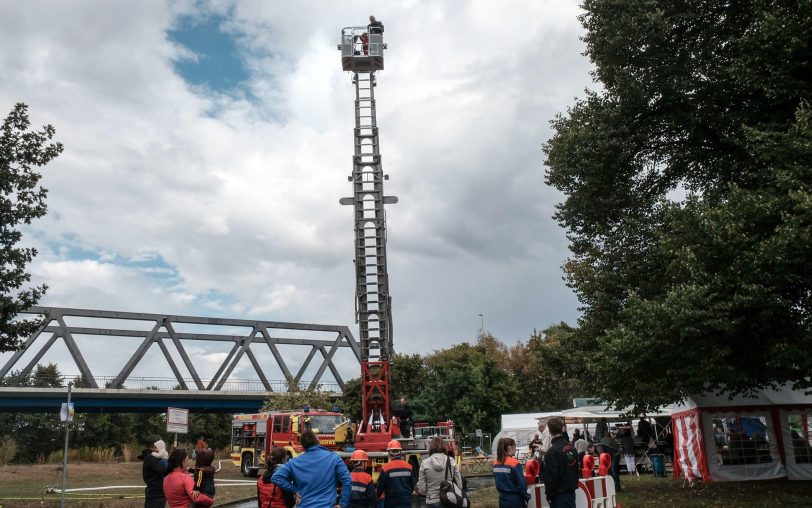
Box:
[1,375,343,393]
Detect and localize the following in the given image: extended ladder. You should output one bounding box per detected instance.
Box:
[339,26,396,434]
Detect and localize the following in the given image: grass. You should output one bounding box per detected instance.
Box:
[3,463,810,507]
[615,474,812,507]
[0,459,255,507]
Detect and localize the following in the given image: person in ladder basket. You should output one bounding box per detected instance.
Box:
[377,440,414,508]
[368,15,383,34]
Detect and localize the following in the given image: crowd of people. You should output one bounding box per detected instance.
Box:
[138,429,467,508]
[137,414,660,508]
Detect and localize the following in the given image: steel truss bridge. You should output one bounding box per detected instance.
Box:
[0,307,359,413]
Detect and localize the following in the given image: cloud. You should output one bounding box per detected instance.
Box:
[0,0,590,384]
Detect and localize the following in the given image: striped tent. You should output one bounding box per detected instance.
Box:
[672,385,812,482]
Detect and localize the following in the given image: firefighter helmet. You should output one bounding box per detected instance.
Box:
[350,449,369,462]
[387,439,402,452]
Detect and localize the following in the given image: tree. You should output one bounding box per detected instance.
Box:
[336,377,362,423]
[415,343,519,433]
[0,103,63,352]
[0,364,66,462]
[390,353,428,403]
[520,324,584,411]
[262,379,334,412]
[544,0,812,411]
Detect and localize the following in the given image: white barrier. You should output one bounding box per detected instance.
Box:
[527,476,617,508]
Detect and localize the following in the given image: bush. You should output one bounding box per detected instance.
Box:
[0,436,17,465]
[119,442,139,463]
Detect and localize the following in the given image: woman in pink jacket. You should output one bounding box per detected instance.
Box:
[163,448,200,508]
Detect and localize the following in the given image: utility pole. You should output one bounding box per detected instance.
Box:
[478,313,484,336]
[60,381,73,508]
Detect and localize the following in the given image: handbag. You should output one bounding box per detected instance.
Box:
[439,456,469,508]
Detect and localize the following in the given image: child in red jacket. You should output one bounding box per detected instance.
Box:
[257,448,295,508]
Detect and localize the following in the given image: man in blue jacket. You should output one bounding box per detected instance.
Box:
[272,430,352,508]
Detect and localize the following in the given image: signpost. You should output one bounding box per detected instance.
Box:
[60,382,73,508]
[167,407,189,448]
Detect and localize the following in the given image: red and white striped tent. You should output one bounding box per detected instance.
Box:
[672,384,812,482]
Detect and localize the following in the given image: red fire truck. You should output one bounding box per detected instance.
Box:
[231,409,344,476]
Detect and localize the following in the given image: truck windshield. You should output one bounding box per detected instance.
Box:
[305,415,343,434]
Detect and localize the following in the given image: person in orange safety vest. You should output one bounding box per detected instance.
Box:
[377,440,414,508]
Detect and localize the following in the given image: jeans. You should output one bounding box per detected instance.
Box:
[548,490,576,508]
[610,453,621,491]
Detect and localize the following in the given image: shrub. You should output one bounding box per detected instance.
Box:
[0,436,17,465]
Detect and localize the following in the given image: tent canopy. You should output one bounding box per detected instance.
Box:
[561,405,672,423]
[674,385,812,412]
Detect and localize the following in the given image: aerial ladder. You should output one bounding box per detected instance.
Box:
[338,25,399,451]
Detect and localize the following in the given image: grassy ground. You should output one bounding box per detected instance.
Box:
[615,474,812,507]
[3,464,811,507]
[0,460,255,507]
[466,475,812,507]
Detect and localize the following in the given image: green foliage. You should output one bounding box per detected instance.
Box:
[544,0,812,411]
[0,103,62,352]
[0,435,17,465]
[337,377,362,423]
[390,353,428,402]
[518,324,584,411]
[413,341,520,434]
[262,380,334,412]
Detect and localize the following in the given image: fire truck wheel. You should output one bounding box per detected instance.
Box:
[241,452,258,477]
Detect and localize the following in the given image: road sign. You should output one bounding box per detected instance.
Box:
[60,402,74,422]
[167,407,189,434]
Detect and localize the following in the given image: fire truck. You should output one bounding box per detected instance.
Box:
[231,409,344,476]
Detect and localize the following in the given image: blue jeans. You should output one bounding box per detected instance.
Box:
[610,453,621,491]
[548,490,576,508]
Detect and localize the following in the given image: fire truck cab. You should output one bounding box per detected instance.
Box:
[231,409,344,477]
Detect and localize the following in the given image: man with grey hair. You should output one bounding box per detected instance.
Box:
[368,15,384,35]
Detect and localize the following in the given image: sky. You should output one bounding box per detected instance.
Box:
[0,1,594,387]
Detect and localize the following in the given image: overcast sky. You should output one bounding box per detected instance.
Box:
[0,1,593,386]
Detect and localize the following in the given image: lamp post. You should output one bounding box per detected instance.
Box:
[478,313,484,336]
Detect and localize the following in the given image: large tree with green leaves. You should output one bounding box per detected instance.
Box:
[414,342,519,433]
[544,0,811,411]
[0,103,63,352]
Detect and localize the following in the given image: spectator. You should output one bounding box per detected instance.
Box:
[138,435,168,508]
[258,448,295,508]
[163,448,200,508]
[416,437,462,506]
[637,416,654,445]
[571,429,582,443]
[594,418,608,441]
[191,448,216,507]
[573,436,589,476]
[377,440,413,507]
[492,437,530,508]
[196,435,208,452]
[271,430,352,508]
[617,421,638,477]
[543,417,579,508]
[530,417,552,455]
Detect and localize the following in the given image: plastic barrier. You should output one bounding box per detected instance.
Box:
[527,476,616,508]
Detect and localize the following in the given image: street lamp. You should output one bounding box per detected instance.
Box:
[478,313,484,336]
